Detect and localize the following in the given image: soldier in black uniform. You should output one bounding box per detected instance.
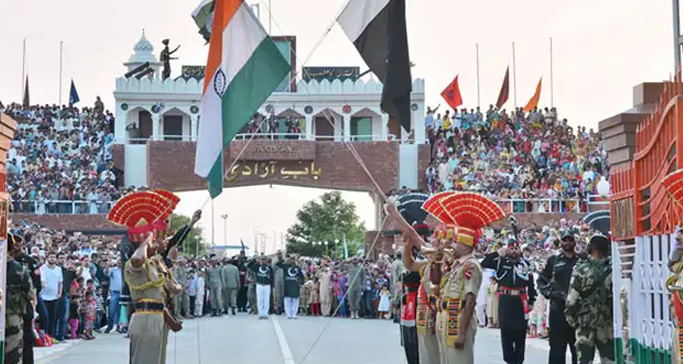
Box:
[481,228,536,364]
[537,231,579,364]
[400,269,421,364]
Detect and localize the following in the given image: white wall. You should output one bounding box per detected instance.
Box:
[399,144,418,189]
[124,144,147,187]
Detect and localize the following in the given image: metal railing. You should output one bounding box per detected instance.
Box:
[118,133,400,143]
[12,195,610,216]
[12,200,115,215]
[494,195,608,214]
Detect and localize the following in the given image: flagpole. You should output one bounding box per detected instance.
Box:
[476,43,481,108]
[21,39,26,101]
[512,42,518,108]
[59,40,64,105]
[550,37,554,108]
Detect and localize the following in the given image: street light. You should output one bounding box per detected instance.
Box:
[221,214,228,245]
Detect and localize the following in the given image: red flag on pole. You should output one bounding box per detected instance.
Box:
[496,67,510,109]
[441,75,463,110]
[523,77,542,112]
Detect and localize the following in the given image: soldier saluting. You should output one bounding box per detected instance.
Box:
[481,217,536,364]
[537,231,579,364]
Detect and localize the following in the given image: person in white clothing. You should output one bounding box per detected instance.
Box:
[40,252,64,338]
[196,271,206,317]
[248,256,274,319]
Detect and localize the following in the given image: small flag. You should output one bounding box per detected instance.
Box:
[69,80,80,105]
[495,67,510,109]
[523,77,542,113]
[23,75,30,108]
[337,0,413,132]
[192,0,215,43]
[194,0,290,199]
[441,75,463,110]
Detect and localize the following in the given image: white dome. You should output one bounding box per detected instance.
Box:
[128,31,158,64]
[134,34,154,52]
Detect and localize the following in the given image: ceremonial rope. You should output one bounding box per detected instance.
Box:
[185,2,397,361]
[299,214,389,364]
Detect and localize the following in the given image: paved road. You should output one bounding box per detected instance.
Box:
[37,314,556,364]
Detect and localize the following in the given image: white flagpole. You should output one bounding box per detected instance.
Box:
[21,39,26,101]
[476,43,481,108]
[675,0,681,74]
[59,40,64,105]
[512,42,518,108]
[550,37,554,108]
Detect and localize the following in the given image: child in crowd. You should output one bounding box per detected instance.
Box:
[299,280,310,316]
[308,278,320,316]
[94,286,104,333]
[83,291,96,340]
[377,284,391,319]
[68,295,80,339]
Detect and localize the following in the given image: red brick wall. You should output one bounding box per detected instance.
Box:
[146,140,432,193]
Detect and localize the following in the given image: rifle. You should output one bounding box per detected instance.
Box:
[161,225,192,268]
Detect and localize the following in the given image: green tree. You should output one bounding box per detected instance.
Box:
[168,213,208,257]
[285,191,366,258]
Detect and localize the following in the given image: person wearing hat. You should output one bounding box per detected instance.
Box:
[537,230,579,364]
[388,205,441,364]
[422,193,504,364]
[248,254,274,319]
[347,255,366,319]
[4,233,36,364]
[207,258,224,317]
[481,233,537,364]
[564,234,614,364]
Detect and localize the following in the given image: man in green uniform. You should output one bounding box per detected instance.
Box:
[4,233,36,364]
[207,259,224,316]
[272,251,285,315]
[172,258,191,319]
[221,258,241,316]
[565,234,614,364]
[347,256,366,319]
[276,256,304,319]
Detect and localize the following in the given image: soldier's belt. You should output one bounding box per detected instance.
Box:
[498,286,527,296]
[134,300,165,313]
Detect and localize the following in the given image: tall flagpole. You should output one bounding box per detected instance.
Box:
[550,37,554,108]
[59,40,64,105]
[512,42,518,108]
[21,39,26,101]
[268,0,272,34]
[476,43,481,108]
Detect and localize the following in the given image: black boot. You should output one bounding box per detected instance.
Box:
[232,307,236,316]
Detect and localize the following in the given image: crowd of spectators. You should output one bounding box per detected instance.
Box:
[425,105,609,213]
[0,102,129,214]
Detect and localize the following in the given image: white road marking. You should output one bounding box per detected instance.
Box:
[272,316,296,364]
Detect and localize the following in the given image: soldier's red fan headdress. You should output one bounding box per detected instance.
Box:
[423,192,505,247]
[107,190,180,243]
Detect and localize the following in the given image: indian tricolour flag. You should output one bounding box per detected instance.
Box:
[194,0,289,198]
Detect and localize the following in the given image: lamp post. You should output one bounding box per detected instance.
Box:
[221,214,228,245]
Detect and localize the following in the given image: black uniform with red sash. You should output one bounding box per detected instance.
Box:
[400,270,421,364]
[481,252,537,364]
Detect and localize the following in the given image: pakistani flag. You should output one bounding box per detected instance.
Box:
[192,0,215,43]
[194,0,290,198]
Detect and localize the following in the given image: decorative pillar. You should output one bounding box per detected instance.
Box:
[190,115,198,142]
[343,115,351,142]
[414,101,426,144]
[114,103,127,144]
[305,115,313,140]
[0,113,17,362]
[381,113,389,140]
[151,113,160,141]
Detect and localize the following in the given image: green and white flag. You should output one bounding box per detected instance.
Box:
[192,0,215,42]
